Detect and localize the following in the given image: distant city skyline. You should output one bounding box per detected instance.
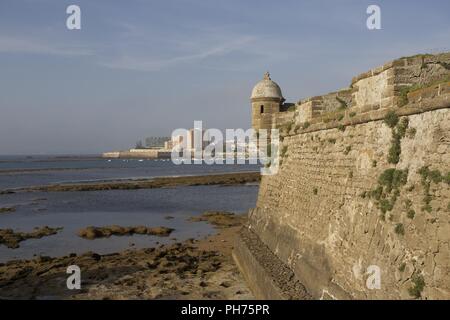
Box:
[1,0,449,155]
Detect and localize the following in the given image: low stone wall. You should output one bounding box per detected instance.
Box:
[102,150,171,159]
[233,226,312,300]
[272,110,295,129]
[295,89,352,124]
[282,82,449,137]
[102,152,120,158]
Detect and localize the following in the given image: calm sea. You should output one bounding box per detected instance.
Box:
[0,155,259,262]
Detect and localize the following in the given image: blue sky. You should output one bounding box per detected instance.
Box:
[0,0,449,154]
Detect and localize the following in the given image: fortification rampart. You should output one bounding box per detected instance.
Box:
[234,53,450,300]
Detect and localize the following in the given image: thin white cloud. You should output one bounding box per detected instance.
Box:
[100,35,257,71]
[0,35,92,56]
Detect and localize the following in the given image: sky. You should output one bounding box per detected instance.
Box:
[0,0,449,155]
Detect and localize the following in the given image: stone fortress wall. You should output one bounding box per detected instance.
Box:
[234,53,450,299]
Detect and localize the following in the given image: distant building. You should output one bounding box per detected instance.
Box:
[145,136,170,148]
[170,128,210,154]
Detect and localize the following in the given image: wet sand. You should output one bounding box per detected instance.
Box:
[0,213,253,300]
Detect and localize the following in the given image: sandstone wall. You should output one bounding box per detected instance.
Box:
[244,53,450,300]
[250,108,449,299]
[352,67,394,111]
[272,110,295,129]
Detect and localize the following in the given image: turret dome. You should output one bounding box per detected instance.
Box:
[251,72,283,100]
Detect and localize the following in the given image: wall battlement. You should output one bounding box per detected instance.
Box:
[235,52,450,300]
[270,52,450,134]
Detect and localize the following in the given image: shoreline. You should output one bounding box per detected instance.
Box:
[0,171,260,194]
[0,156,103,163]
[0,213,253,300]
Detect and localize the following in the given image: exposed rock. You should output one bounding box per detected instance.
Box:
[0,206,252,300]
[0,226,63,249]
[0,207,16,214]
[189,211,245,228]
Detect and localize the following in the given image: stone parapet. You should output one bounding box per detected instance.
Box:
[271,53,450,134]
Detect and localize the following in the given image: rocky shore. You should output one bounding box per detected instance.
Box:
[0,212,253,300]
[0,171,260,194]
[77,226,174,239]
